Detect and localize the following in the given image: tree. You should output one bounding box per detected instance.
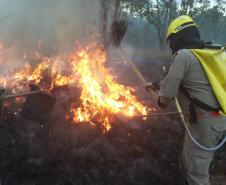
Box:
[99,0,111,48]
[191,0,225,41]
[99,0,226,49]
[99,0,128,48]
[128,0,177,49]
[204,0,225,40]
[126,0,226,49]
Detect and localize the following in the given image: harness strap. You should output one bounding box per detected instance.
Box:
[180,86,220,112]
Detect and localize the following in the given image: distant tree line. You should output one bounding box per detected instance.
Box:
[99,0,226,49]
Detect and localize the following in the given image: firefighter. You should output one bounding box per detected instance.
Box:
[147,15,226,185]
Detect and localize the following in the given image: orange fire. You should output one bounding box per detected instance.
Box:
[0,43,149,132]
[0,47,74,92]
[69,46,148,132]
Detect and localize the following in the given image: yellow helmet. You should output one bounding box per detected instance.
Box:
[166,15,198,40]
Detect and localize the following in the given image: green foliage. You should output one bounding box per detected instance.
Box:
[193,0,226,41]
[125,0,177,48]
[123,0,226,48]
[100,0,226,49]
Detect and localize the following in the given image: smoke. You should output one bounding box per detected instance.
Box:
[0,0,100,54]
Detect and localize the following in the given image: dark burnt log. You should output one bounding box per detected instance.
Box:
[21,86,56,124]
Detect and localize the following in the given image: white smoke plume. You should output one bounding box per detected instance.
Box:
[0,0,100,54]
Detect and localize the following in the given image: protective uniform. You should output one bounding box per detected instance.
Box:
[160,15,226,185]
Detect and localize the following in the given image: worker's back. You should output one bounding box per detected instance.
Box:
[178,49,220,110]
[160,48,219,112]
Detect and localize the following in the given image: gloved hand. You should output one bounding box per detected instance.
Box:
[156,96,167,109]
[145,81,160,92]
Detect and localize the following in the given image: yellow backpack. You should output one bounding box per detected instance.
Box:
[191,46,226,115]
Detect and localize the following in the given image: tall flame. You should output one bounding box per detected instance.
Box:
[69,46,148,131]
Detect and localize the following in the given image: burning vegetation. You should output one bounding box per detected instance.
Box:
[69,46,148,131]
[0,42,225,185]
[0,0,225,184]
[0,43,149,132]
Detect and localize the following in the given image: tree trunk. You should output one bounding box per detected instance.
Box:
[113,0,121,21]
[100,0,110,48]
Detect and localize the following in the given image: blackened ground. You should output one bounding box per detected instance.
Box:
[0,101,186,185]
[0,101,226,185]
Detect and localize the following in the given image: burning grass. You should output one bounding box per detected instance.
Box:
[0,43,150,132]
[69,46,149,132]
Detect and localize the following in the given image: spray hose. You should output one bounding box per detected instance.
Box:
[174,98,226,151]
[120,47,226,151]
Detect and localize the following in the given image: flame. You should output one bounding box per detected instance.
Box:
[51,74,74,88]
[0,43,149,132]
[14,60,49,84]
[69,46,148,132]
[0,48,74,92]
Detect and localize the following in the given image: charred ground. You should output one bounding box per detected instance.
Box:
[0,51,225,185]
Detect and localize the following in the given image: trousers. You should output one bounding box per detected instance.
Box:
[182,115,226,185]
